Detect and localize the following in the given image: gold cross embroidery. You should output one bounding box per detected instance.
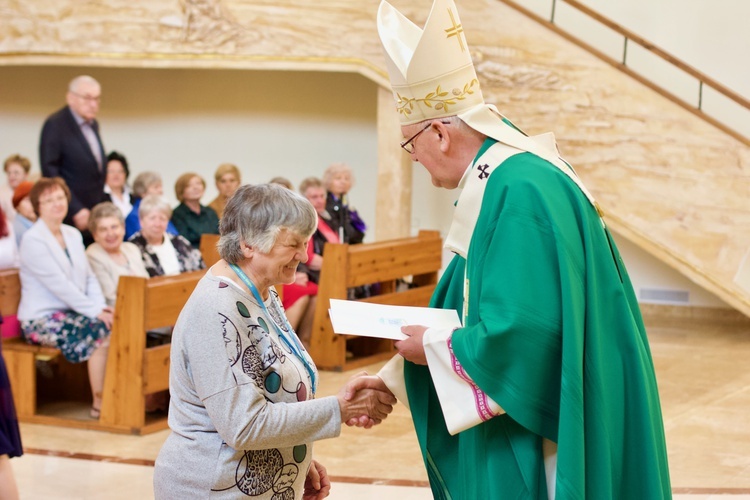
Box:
[444,8,465,52]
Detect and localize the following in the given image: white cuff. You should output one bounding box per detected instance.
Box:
[377,355,409,411]
[423,327,504,435]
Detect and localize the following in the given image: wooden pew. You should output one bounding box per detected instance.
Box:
[308,230,443,371]
[0,267,203,434]
[0,268,62,420]
[99,270,203,434]
[199,233,221,267]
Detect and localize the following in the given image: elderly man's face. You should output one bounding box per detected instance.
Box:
[401,122,462,189]
[67,80,101,122]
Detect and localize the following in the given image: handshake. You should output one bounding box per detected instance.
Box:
[336,373,397,429]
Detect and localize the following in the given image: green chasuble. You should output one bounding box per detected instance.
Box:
[405,138,671,499]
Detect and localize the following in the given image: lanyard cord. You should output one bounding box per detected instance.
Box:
[229,263,317,394]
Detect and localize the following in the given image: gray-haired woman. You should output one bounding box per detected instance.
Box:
[86,202,149,307]
[153,184,395,500]
[123,171,179,240]
[127,195,204,277]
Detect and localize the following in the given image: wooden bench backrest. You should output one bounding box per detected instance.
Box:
[0,268,20,317]
[101,269,204,430]
[200,233,221,268]
[309,230,443,370]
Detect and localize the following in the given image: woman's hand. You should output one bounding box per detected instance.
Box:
[342,373,397,428]
[97,306,114,329]
[303,459,331,499]
[337,372,396,427]
[294,272,309,286]
[394,325,428,365]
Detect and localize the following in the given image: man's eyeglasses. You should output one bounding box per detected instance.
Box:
[400,120,450,154]
[71,91,101,103]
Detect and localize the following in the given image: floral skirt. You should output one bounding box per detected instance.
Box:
[21,310,110,363]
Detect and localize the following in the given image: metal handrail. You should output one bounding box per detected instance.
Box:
[497,0,749,146]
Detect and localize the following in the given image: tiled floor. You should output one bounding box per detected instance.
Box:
[9,308,750,498]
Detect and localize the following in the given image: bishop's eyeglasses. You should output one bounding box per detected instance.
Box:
[400,120,451,154]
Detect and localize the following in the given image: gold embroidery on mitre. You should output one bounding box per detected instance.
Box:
[395,79,479,116]
[444,8,465,52]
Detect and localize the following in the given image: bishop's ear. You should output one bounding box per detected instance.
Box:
[435,120,452,153]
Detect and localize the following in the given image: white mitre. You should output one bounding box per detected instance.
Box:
[377,0,599,209]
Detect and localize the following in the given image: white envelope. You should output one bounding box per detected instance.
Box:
[328,299,462,341]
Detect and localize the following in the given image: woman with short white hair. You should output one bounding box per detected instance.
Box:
[127,195,204,277]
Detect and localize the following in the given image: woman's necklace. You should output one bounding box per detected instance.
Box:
[229,263,317,394]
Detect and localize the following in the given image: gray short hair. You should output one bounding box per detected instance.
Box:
[138,194,172,220]
[88,201,124,234]
[132,171,162,198]
[219,184,317,264]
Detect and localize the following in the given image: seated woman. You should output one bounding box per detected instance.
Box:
[86,202,149,307]
[124,171,178,240]
[11,181,36,246]
[322,163,366,244]
[171,172,219,248]
[299,177,340,284]
[1,154,31,217]
[128,195,205,277]
[207,163,241,219]
[103,151,135,218]
[17,177,112,419]
[153,184,395,499]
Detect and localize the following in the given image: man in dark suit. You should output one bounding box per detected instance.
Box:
[39,75,107,242]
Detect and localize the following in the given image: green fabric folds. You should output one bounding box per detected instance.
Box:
[405,143,671,499]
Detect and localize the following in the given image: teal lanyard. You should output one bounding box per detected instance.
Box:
[229,264,317,394]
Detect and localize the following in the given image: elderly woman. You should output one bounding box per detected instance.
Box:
[208,163,241,218]
[17,177,112,419]
[86,202,149,306]
[153,184,395,499]
[128,195,204,277]
[322,163,365,245]
[124,171,178,240]
[103,151,134,217]
[171,172,219,248]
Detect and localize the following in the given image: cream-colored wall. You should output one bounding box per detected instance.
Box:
[0,65,380,240]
